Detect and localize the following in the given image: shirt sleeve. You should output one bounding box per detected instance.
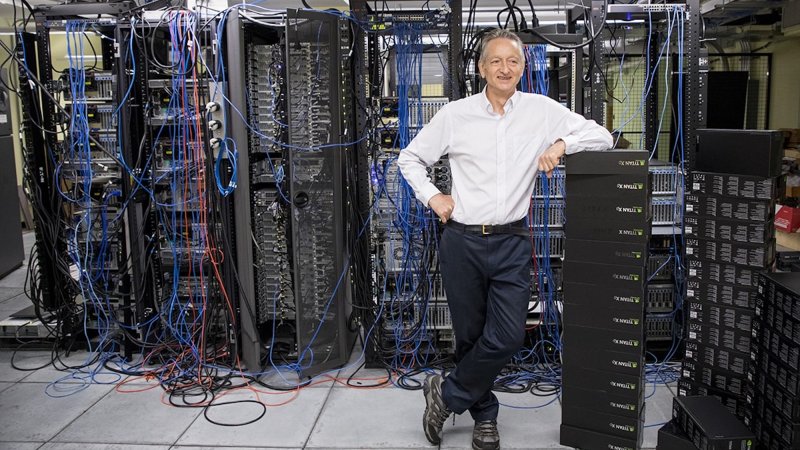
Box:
[545,97,614,154]
[396,105,452,207]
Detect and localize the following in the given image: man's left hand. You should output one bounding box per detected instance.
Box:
[538,139,566,178]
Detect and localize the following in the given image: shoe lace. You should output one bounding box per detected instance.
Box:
[475,421,498,440]
[431,400,451,427]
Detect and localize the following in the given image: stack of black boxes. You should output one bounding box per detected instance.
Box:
[745,272,800,449]
[678,130,781,419]
[559,150,650,450]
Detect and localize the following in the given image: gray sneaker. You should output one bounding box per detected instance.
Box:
[472,420,500,450]
[422,374,452,445]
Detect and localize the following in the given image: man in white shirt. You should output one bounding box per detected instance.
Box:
[397,29,613,450]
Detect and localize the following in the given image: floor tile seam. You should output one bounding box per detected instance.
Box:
[301,378,337,449]
[0,291,26,304]
[45,384,116,443]
[169,400,205,448]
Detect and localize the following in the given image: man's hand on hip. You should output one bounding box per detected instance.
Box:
[429,193,455,223]
[538,139,566,178]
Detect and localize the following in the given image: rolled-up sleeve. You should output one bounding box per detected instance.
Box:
[396,105,452,207]
[545,98,613,154]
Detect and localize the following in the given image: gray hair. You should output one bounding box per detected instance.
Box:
[478,29,525,65]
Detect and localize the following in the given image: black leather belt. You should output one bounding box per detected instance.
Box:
[447,219,528,236]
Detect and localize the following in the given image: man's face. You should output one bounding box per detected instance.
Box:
[479,38,524,96]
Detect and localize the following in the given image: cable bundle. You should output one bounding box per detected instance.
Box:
[520,44,549,96]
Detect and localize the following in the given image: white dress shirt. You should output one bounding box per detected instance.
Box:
[397,90,614,225]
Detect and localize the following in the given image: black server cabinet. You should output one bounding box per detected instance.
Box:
[229,10,356,377]
[0,69,24,278]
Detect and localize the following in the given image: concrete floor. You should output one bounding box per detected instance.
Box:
[0,232,676,449]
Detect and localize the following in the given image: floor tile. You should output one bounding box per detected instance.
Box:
[306,386,438,448]
[0,350,48,382]
[254,369,335,389]
[22,352,126,385]
[333,360,397,387]
[0,293,32,312]
[441,392,568,449]
[171,447,298,450]
[643,384,676,449]
[0,443,43,450]
[0,266,30,288]
[0,287,24,303]
[52,387,202,445]
[0,382,112,441]
[176,387,330,448]
[40,444,169,450]
[0,382,13,394]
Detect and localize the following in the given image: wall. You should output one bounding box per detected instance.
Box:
[767,37,800,129]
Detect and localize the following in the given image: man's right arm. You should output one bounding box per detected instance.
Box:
[396,106,452,210]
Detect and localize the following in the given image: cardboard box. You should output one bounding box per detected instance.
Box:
[781,128,800,147]
[776,204,800,233]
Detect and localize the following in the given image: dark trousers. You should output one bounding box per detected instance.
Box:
[439,226,532,421]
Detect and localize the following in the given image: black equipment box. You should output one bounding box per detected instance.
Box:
[686,278,757,309]
[566,149,650,175]
[690,171,777,200]
[685,192,773,222]
[657,420,697,450]
[560,423,641,450]
[562,404,644,441]
[672,395,755,450]
[563,281,645,314]
[696,129,783,178]
[687,302,754,334]
[684,215,774,245]
[684,340,749,375]
[677,378,749,419]
[685,237,775,269]
[564,238,649,267]
[687,259,760,288]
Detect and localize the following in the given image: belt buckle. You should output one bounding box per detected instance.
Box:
[482,224,490,235]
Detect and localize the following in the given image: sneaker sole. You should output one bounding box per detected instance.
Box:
[472,439,500,450]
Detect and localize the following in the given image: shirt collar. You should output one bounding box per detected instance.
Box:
[481,88,522,115]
